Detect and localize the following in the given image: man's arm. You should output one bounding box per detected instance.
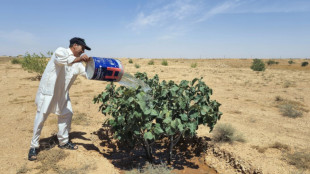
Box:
[71,54,90,63]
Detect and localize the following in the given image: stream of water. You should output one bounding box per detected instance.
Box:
[118,72,151,92]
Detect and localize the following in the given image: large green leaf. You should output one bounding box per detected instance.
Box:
[144,132,154,140]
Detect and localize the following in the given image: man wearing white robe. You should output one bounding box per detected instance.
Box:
[28,37,91,161]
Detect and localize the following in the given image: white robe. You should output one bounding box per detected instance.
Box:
[35,47,86,115]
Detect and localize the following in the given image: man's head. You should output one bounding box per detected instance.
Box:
[69,37,91,57]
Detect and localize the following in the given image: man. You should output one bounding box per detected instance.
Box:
[28,37,91,161]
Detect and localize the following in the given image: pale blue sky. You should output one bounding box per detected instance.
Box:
[0,0,309,58]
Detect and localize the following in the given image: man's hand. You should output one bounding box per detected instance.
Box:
[80,54,90,62]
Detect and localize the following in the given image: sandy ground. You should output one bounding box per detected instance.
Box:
[0,57,309,174]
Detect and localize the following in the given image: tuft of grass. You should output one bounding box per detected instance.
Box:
[275,97,307,118]
[251,145,268,153]
[135,64,140,68]
[161,60,168,66]
[57,163,97,174]
[212,123,246,143]
[279,104,303,118]
[36,149,69,173]
[72,112,89,125]
[16,164,30,174]
[275,96,284,102]
[269,142,291,151]
[148,60,154,65]
[286,151,310,170]
[125,162,174,174]
[190,63,197,68]
[283,81,295,88]
[129,59,133,64]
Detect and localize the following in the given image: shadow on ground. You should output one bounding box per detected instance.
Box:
[85,123,213,171]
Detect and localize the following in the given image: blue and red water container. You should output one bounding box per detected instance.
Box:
[86,57,124,82]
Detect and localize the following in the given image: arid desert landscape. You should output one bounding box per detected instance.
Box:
[0,57,309,174]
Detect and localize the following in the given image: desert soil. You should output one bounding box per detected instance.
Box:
[0,57,309,174]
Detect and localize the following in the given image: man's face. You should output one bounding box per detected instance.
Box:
[72,44,85,57]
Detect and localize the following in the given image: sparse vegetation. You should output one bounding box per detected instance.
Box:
[301,61,309,67]
[21,52,48,80]
[251,145,268,153]
[129,59,133,64]
[148,60,154,65]
[213,123,245,143]
[72,112,88,125]
[269,142,291,151]
[251,59,265,71]
[161,60,168,66]
[135,63,140,68]
[266,60,279,65]
[283,81,294,88]
[279,104,303,118]
[288,60,295,64]
[191,63,197,68]
[286,151,310,170]
[125,162,174,174]
[16,164,30,174]
[11,58,23,64]
[36,149,69,173]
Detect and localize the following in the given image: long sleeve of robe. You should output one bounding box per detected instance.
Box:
[35,47,86,115]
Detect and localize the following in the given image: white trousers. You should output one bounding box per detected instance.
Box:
[30,110,73,148]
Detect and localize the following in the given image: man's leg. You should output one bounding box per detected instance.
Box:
[29,110,49,161]
[57,111,73,146]
[30,111,49,148]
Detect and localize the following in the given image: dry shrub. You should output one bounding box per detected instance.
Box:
[191,63,197,68]
[125,162,174,174]
[16,164,30,174]
[269,142,291,151]
[36,149,69,173]
[148,60,154,65]
[286,151,310,170]
[212,123,246,143]
[275,97,307,118]
[72,112,88,125]
[251,145,268,153]
[279,104,303,118]
[57,163,97,174]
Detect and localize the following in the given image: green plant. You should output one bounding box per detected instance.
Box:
[212,123,245,143]
[21,52,48,79]
[135,64,141,68]
[148,60,154,65]
[129,59,133,64]
[11,58,23,64]
[93,72,222,163]
[288,60,295,64]
[191,63,197,68]
[266,60,279,65]
[301,61,309,67]
[161,60,168,66]
[250,59,265,71]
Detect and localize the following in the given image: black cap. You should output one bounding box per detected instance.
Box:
[70,37,91,50]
